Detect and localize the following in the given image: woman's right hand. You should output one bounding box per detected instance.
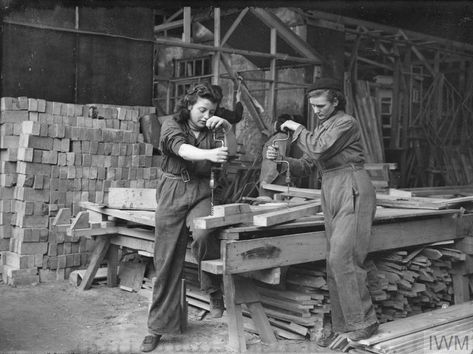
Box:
[266,145,279,160]
[208,146,228,163]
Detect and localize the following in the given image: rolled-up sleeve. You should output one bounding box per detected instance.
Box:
[293,117,359,161]
[159,119,188,156]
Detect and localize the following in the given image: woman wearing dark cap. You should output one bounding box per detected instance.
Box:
[274,78,379,346]
[141,82,231,352]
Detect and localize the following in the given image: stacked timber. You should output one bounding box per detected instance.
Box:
[368,246,465,323]
[0,96,159,285]
[183,244,465,340]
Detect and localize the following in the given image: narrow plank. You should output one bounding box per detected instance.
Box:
[252,202,322,227]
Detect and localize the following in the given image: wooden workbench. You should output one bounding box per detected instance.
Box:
[70,202,471,352]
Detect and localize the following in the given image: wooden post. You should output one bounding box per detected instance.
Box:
[223,274,247,352]
[183,7,191,43]
[212,7,221,85]
[269,28,277,119]
[106,244,119,287]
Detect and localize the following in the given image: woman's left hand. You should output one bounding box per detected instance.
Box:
[280,120,301,132]
[206,116,231,131]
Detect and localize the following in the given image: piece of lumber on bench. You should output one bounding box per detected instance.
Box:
[107,188,157,210]
[193,203,287,229]
[252,202,322,227]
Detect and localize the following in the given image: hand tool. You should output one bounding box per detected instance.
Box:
[210,129,226,215]
[271,131,292,195]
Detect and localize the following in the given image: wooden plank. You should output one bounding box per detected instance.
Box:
[260,183,321,199]
[110,235,154,254]
[107,188,156,210]
[223,213,459,274]
[79,201,155,226]
[193,204,288,229]
[223,232,326,274]
[118,261,146,292]
[252,202,321,227]
[358,300,473,346]
[79,237,111,291]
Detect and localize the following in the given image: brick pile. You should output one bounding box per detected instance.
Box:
[0,96,160,285]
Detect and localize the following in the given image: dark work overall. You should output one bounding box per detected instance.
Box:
[147,116,220,335]
[292,110,378,333]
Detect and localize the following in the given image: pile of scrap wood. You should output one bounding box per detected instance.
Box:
[182,244,467,342]
[367,245,466,323]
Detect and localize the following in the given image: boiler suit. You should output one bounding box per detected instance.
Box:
[292,110,378,333]
[147,116,221,335]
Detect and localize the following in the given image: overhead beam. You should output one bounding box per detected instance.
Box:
[154,37,321,64]
[250,7,325,63]
[154,19,184,33]
[305,9,473,54]
[344,52,393,71]
[221,8,249,46]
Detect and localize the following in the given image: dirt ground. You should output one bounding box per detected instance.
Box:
[0,280,337,354]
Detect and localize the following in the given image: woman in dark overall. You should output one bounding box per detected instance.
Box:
[141,82,231,352]
[273,78,379,346]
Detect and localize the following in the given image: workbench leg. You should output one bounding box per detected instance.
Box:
[235,276,277,346]
[106,244,119,287]
[79,237,111,291]
[223,274,247,352]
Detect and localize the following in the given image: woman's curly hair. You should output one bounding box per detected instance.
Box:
[175,82,223,123]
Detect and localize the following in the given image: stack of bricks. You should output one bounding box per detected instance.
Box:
[0,96,160,285]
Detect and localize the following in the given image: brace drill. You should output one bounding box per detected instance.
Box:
[271,131,292,195]
[210,129,226,215]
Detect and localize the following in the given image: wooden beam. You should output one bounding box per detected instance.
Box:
[269,27,277,119]
[221,8,249,46]
[193,203,287,229]
[154,19,184,33]
[79,201,155,226]
[79,237,111,290]
[398,30,435,76]
[183,7,191,43]
[344,52,393,71]
[223,213,459,274]
[154,37,321,64]
[252,202,322,227]
[107,188,156,210]
[260,183,321,199]
[212,7,221,84]
[220,54,271,136]
[304,9,473,54]
[250,7,324,62]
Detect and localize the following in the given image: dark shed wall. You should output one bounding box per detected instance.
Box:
[2,5,154,106]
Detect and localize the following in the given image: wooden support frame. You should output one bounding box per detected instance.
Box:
[221,8,249,46]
